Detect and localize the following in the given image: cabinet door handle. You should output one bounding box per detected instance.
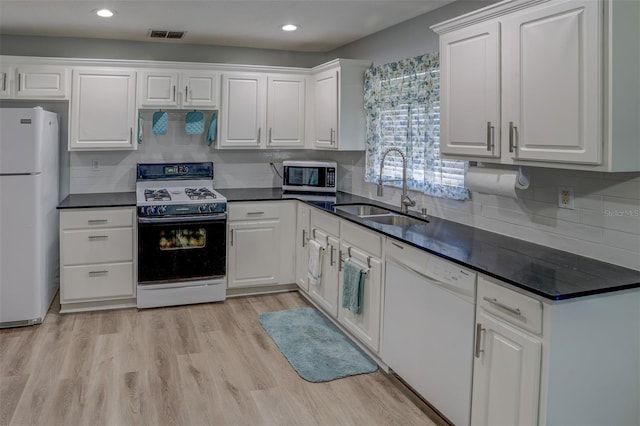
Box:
[475,323,485,358]
[257,128,261,144]
[87,219,108,225]
[173,85,176,102]
[246,211,264,216]
[130,127,133,143]
[391,242,404,250]
[88,270,109,277]
[483,296,522,317]
[88,235,108,241]
[338,249,343,271]
[268,128,272,145]
[2,72,6,91]
[185,85,189,101]
[229,228,234,246]
[509,121,518,153]
[330,128,335,144]
[330,245,335,266]
[486,121,494,151]
[17,73,21,91]
[302,229,306,247]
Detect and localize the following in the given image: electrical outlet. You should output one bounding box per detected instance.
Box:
[92,160,100,171]
[558,186,575,209]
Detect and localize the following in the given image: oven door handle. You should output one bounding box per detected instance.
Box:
[137,213,227,224]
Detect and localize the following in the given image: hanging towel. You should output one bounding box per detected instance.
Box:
[342,259,365,314]
[152,110,168,135]
[185,110,205,135]
[207,111,218,146]
[307,239,324,286]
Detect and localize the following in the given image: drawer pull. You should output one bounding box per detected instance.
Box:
[88,219,108,224]
[391,242,404,249]
[483,297,522,317]
[88,235,108,241]
[246,211,265,215]
[88,270,108,277]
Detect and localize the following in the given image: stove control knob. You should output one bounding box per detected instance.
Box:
[199,204,207,213]
[159,206,166,215]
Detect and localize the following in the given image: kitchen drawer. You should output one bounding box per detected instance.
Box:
[311,208,340,237]
[228,202,281,221]
[478,274,543,335]
[62,228,133,265]
[61,262,134,302]
[341,220,382,258]
[61,207,134,230]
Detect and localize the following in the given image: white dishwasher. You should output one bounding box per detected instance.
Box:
[382,242,476,426]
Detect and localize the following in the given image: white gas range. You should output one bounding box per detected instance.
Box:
[135,162,228,309]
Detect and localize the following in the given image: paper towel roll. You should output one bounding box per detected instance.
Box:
[465,167,529,198]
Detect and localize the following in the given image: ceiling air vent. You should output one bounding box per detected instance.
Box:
[148,30,186,40]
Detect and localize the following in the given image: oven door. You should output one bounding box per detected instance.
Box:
[137,213,226,285]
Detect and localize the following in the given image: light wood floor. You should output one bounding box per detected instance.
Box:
[1,291,440,426]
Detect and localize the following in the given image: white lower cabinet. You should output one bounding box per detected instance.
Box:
[337,221,383,353]
[306,209,341,317]
[59,207,136,312]
[294,203,311,291]
[472,275,543,426]
[227,201,295,290]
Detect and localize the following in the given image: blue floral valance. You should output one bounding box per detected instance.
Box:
[364,53,469,202]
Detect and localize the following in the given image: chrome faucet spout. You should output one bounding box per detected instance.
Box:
[377,147,416,214]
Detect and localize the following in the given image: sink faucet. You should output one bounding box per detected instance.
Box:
[377,147,416,214]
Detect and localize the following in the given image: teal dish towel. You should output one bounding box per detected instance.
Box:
[207,112,218,146]
[152,110,168,135]
[342,259,365,314]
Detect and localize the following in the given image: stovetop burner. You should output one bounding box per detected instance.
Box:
[144,188,171,201]
[185,187,216,200]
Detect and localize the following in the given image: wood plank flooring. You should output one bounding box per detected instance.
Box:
[1,291,438,426]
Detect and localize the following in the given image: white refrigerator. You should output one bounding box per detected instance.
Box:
[0,107,60,327]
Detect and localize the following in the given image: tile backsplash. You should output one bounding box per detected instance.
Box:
[69,117,639,271]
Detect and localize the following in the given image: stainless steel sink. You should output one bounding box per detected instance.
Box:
[364,215,429,227]
[334,204,395,217]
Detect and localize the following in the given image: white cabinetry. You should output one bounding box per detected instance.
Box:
[307,209,341,317]
[311,59,371,150]
[69,68,137,150]
[294,203,311,291]
[219,73,306,149]
[337,220,383,352]
[138,69,219,109]
[59,207,136,312]
[472,276,543,426]
[227,201,295,291]
[433,0,640,171]
[0,65,70,99]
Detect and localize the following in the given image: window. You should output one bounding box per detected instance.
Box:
[364,53,469,201]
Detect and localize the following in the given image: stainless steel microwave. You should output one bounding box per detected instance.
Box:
[282,161,337,193]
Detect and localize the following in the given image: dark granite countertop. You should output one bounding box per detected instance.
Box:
[57,192,136,209]
[219,188,640,301]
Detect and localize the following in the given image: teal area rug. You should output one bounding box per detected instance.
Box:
[259,307,378,383]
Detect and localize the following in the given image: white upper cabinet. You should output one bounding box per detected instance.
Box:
[219,73,267,148]
[502,0,601,164]
[138,69,219,109]
[266,74,306,148]
[440,21,501,158]
[0,65,70,99]
[433,0,640,172]
[219,72,306,149]
[70,68,137,151]
[311,59,371,151]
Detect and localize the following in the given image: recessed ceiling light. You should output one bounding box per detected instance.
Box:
[281,24,298,32]
[96,9,114,18]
